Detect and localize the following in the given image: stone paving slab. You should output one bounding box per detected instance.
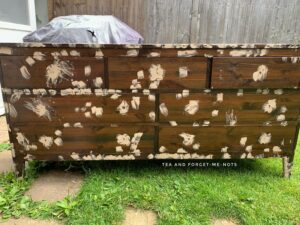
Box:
[25,170,83,203]
[0,217,61,225]
[0,116,9,144]
[212,219,237,225]
[0,150,14,173]
[123,207,157,225]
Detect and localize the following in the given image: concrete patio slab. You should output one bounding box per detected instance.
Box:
[0,116,9,144]
[0,150,14,173]
[25,170,83,202]
[212,219,238,225]
[0,217,61,225]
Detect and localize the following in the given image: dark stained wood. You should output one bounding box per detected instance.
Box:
[8,94,155,124]
[158,125,297,157]
[212,57,300,89]
[0,43,300,177]
[108,57,207,90]
[12,124,155,159]
[159,91,300,125]
[1,56,104,89]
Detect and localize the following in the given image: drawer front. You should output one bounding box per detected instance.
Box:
[1,56,104,88]
[7,93,155,124]
[157,125,297,159]
[12,124,155,160]
[159,91,300,125]
[212,57,300,88]
[108,57,207,90]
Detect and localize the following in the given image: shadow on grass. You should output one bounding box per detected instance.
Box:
[30,157,283,179]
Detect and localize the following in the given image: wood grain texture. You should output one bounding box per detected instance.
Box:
[12,124,155,159]
[158,125,297,157]
[8,94,155,124]
[159,90,300,125]
[1,56,104,89]
[108,57,207,90]
[212,57,300,89]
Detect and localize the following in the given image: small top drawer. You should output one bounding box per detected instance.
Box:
[108,57,207,90]
[1,56,104,89]
[212,57,300,89]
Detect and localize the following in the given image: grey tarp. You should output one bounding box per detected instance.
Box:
[23,15,144,44]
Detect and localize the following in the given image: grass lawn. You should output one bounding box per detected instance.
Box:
[0,137,300,225]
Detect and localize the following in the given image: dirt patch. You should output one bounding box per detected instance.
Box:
[0,217,61,225]
[0,150,14,173]
[0,116,9,144]
[123,207,157,225]
[212,219,238,225]
[25,170,83,202]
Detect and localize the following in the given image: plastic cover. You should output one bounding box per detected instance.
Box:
[23,15,144,44]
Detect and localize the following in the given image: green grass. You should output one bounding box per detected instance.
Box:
[0,143,11,152]
[0,138,300,225]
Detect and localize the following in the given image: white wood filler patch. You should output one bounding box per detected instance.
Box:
[24,98,52,121]
[229,49,268,57]
[148,94,155,102]
[95,50,104,58]
[276,114,286,122]
[253,65,268,82]
[0,47,12,55]
[93,77,103,88]
[117,100,130,115]
[159,103,168,117]
[130,79,142,89]
[39,135,53,149]
[240,137,247,147]
[179,132,195,146]
[179,67,189,78]
[127,49,139,57]
[10,91,23,103]
[258,133,272,144]
[212,110,219,117]
[148,52,160,57]
[84,65,91,76]
[182,89,189,97]
[16,132,37,151]
[54,137,63,146]
[177,148,188,154]
[137,70,144,79]
[159,146,167,153]
[72,80,87,88]
[20,66,31,79]
[33,52,46,61]
[262,99,277,113]
[149,64,165,89]
[55,130,62,136]
[184,100,199,115]
[70,50,80,56]
[154,153,213,160]
[216,93,223,102]
[177,50,197,57]
[272,146,282,153]
[226,110,237,126]
[26,57,35,66]
[131,96,140,110]
[73,122,83,128]
[149,111,156,121]
[169,121,178,126]
[45,60,74,87]
[4,103,17,118]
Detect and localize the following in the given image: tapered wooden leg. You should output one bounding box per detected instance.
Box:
[13,158,26,177]
[282,156,293,178]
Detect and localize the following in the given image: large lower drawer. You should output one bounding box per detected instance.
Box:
[6,93,155,123]
[159,90,300,125]
[1,56,104,89]
[12,124,155,160]
[157,125,298,159]
[212,57,300,89]
[108,57,207,90]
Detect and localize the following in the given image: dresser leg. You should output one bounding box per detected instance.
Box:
[13,158,26,177]
[282,156,293,178]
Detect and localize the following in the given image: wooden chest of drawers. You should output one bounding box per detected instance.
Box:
[0,43,299,177]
